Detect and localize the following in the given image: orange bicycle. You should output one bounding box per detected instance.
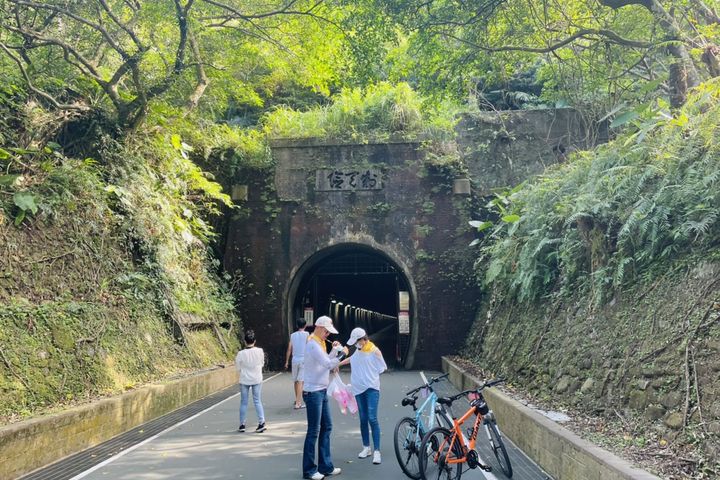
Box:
[418,378,512,479]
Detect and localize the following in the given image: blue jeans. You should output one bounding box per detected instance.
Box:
[302,389,334,477]
[239,383,265,425]
[356,388,381,449]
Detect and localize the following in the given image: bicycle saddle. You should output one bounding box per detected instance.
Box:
[437,396,453,406]
[401,396,416,407]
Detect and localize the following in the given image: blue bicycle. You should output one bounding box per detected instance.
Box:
[394,373,453,479]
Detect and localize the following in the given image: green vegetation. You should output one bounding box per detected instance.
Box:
[474,80,720,304]
[0,2,719,475]
[0,85,240,422]
[263,82,459,142]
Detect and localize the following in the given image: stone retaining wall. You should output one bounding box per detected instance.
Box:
[441,357,661,480]
[0,365,237,480]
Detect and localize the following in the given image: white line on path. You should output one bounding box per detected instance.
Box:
[69,372,283,480]
[419,371,499,480]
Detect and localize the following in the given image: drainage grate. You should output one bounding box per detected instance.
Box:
[20,384,239,480]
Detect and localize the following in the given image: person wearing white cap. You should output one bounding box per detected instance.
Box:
[302,316,348,480]
[339,327,387,465]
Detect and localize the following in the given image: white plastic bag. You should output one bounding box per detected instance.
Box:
[327,373,357,415]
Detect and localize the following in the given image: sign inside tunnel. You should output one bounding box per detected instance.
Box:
[316,168,383,191]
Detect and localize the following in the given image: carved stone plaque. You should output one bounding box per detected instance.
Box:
[316,168,383,191]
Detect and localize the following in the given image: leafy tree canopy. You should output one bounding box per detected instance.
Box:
[343,0,720,114]
[0,0,351,129]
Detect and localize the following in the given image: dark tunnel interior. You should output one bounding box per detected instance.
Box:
[292,251,410,367]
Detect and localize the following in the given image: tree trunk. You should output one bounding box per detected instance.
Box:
[599,0,701,106]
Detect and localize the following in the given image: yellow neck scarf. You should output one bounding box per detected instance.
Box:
[360,340,376,353]
[309,334,327,353]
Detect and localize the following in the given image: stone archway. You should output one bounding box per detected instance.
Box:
[285,242,418,368]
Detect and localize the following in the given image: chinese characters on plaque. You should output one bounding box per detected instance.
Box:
[316,168,383,191]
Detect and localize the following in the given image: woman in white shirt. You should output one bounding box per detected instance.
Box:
[235,330,266,433]
[341,327,387,465]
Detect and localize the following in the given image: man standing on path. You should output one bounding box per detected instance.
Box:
[285,318,309,409]
[302,316,348,480]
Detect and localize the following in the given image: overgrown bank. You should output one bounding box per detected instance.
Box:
[464,80,720,479]
[0,92,241,425]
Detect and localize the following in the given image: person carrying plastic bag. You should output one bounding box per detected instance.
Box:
[327,373,358,415]
[301,316,348,480]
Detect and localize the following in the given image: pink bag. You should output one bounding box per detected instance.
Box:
[328,374,358,415]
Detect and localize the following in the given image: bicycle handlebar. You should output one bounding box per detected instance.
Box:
[405,373,450,396]
[439,378,506,404]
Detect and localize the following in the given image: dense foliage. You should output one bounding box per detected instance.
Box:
[262,82,459,142]
[0,82,242,421]
[474,79,720,304]
[2,8,720,472]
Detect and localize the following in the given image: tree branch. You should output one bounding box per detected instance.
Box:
[3,24,104,81]
[9,0,131,59]
[200,0,324,20]
[442,28,652,54]
[599,0,653,9]
[97,0,146,51]
[186,29,208,111]
[121,0,193,124]
[690,0,720,24]
[0,41,89,111]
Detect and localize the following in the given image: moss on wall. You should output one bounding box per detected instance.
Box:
[0,118,240,425]
[462,260,720,475]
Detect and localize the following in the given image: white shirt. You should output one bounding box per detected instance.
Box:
[290,330,309,364]
[303,336,340,392]
[349,344,387,396]
[235,347,264,385]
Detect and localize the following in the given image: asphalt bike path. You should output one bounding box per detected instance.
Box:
[68,371,550,480]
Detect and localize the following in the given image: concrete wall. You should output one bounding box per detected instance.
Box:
[442,357,661,480]
[222,109,603,370]
[0,365,237,480]
[457,108,605,195]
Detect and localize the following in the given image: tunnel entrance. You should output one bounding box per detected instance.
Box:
[289,247,412,367]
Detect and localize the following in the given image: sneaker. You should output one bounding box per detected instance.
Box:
[237,424,245,432]
[372,451,381,465]
[358,446,372,458]
[255,422,266,433]
[306,473,324,480]
[324,468,341,476]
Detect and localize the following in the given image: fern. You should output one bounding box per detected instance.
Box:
[477,78,720,304]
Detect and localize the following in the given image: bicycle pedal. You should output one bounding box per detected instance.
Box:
[480,464,492,472]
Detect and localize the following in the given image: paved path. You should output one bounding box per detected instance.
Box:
[70,371,550,480]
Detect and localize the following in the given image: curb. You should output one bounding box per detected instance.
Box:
[441,357,662,480]
[0,364,238,480]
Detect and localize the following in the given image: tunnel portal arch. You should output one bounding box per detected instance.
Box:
[285,243,418,368]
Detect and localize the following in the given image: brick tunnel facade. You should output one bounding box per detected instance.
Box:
[221,109,605,369]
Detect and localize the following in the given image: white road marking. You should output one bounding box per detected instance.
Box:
[69,372,282,480]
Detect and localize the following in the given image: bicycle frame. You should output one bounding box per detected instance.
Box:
[440,403,483,465]
[412,390,439,439]
[419,378,512,479]
[403,376,452,449]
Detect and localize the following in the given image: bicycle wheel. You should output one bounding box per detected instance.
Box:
[485,420,512,478]
[419,427,462,480]
[394,417,422,479]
